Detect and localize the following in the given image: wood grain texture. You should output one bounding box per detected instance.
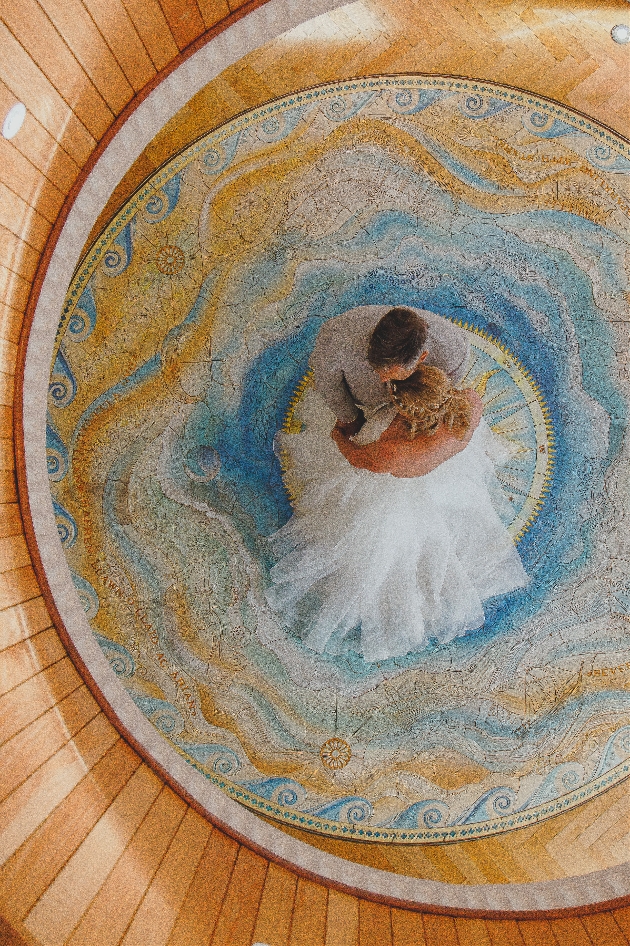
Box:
[581,913,629,946]
[66,786,187,946]
[1,1,629,944]
[251,862,298,946]
[289,878,328,946]
[0,20,95,167]
[209,846,268,946]
[326,890,360,946]
[0,79,80,194]
[39,0,135,113]
[0,659,81,748]
[550,916,597,946]
[0,0,114,138]
[165,828,239,945]
[0,738,139,926]
[486,920,526,946]
[158,0,206,50]
[118,0,180,70]
[423,914,460,946]
[454,918,493,946]
[197,0,231,29]
[0,685,98,804]
[614,907,630,936]
[23,764,163,946]
[0,713,119,869]
[120,807,210,946]
[358,900,392,946]
[517,919,559,946]
[80,0,157,92]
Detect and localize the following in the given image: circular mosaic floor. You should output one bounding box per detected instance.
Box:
[25,76,630,857]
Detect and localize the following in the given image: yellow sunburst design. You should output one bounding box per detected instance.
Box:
[457,322,554,541]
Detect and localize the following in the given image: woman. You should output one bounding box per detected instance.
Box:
[267,365,528,662]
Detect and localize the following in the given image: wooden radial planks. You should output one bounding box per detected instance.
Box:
[0,0,630,944]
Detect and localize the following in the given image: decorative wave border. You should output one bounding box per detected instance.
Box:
[56,73,630,359]
[173,736,630,845]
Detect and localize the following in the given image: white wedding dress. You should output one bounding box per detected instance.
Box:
[267,387,529,662]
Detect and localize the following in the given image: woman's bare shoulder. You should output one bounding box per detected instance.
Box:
[464,388,483,427]
[378,415,410,442]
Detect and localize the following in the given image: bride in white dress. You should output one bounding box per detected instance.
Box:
[267,365,529,663]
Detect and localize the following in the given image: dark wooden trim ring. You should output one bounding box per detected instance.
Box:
[13,46,630,921]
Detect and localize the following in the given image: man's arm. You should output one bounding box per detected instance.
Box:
[336,411,364,437]
[448,347,472,385]
[310,325,360,424]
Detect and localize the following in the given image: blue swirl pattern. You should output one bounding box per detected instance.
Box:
[145,172,182,223]
[46,416,68,481]
[48,348,76,408]
[52,500,77,547]
[67,283,97,342]
[102,220,134,276]
[94,633,134,676]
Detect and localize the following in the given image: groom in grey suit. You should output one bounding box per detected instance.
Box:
[310,305,470,442]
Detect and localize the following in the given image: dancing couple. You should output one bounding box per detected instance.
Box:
[267,306,528,662]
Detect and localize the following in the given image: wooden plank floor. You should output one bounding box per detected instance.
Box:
[88,0,630,242]
[0,1,629,943]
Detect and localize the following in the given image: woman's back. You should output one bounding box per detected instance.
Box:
[333,388,483,477]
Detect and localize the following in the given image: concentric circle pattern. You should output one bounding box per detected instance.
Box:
[32,77,630,852]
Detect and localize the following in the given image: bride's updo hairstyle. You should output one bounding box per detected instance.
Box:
[390,365,472,440]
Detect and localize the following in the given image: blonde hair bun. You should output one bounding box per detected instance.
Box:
[390,365,472,439]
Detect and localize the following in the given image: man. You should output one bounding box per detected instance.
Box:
[310,305,470,443]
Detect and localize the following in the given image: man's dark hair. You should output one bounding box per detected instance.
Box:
[367,307,428,370]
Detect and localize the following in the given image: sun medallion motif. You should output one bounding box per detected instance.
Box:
[156,244,185,275]
[320,738,352,770]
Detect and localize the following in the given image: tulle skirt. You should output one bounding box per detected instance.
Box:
[267,388,528,662]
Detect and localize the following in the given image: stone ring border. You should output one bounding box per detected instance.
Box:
[16,0,630,912]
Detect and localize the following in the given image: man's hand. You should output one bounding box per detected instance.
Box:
[332,422,388,473]
[335,414,363,438]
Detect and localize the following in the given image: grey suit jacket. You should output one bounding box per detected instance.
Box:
[310,305,470,424]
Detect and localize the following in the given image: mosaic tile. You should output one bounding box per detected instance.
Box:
[32,76,630,846]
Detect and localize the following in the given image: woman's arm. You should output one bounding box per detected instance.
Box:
[333,390,483,477]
